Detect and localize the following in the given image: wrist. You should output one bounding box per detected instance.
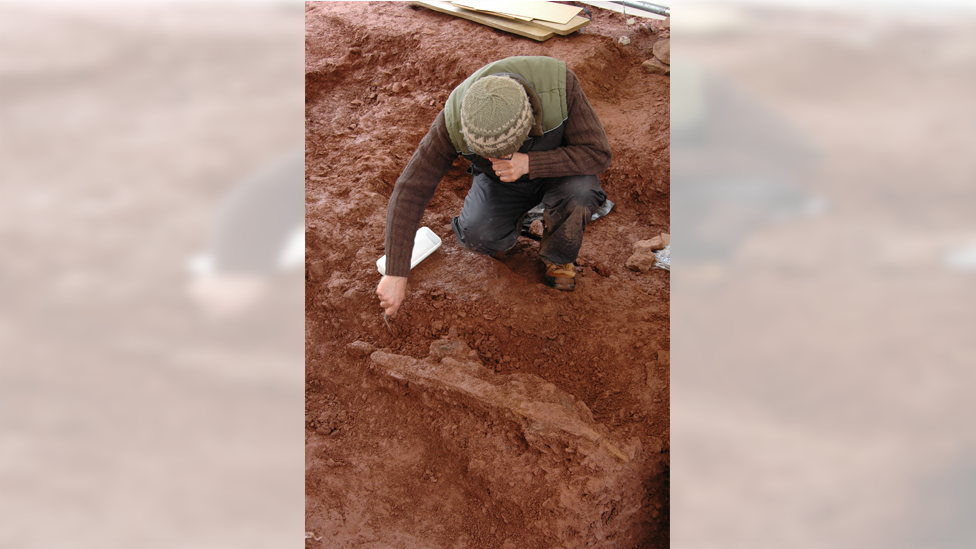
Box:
[522,152,531,179]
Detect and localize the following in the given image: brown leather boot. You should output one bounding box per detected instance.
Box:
[544,262,576,291]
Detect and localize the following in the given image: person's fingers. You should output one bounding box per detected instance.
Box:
[378,294,399,316]
[377,275,407,318]
[489,157,523,182]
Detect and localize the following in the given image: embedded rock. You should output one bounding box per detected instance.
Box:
[642,58,670,75]
[368,339,645,548]
[653,38,670,65]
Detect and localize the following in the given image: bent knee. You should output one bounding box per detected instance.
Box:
[452,216,516,255]
[548,175,606,211]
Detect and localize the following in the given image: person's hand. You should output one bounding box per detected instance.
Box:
[489,152,529,182]
[376,275,408,317]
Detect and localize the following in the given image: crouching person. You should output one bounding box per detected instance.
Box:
[377,56,612,317]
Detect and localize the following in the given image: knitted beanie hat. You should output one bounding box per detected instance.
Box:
[460,75,533,158]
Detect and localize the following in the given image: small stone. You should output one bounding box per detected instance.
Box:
[633,236,666,254]
[308,260,326,280]
[529,219,544,238]
[652,38,670,65]
[662,16,670,29]
[347,340,376,357]
[458,311,466,318]
[391,82,403,93]
[432,320,444,331]
[627,17,636,25]
[350,99,363,107]
[661,232,670,246]
[642,58,670,76]
[626,249,657,273]
[617,36,631,45]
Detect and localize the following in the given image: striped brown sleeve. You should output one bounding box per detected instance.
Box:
[383,110,458,277]
[526,69,612,178]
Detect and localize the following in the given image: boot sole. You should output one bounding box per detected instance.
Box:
[545,275,576,291]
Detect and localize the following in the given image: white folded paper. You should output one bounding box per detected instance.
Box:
[376,226,442,275]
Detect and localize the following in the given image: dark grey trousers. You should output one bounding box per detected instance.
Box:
[451,172,607,266]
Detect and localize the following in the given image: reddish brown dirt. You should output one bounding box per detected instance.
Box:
[305,3,669,548]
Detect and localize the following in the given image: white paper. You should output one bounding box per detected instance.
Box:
[376,226,443,275]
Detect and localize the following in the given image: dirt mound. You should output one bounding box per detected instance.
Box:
[305,3,669,547]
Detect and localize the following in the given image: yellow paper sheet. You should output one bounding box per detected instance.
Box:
[415,0,555,41]
[528,15,590,35]
[451,0,582,25]
[452,5,534,21]
[485,10,533,22]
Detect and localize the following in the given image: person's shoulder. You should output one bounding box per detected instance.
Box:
[563,67,582,94]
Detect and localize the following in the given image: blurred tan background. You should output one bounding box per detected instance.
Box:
[6,0,976,547]
[0,2,304,547]
[673,1,976,547]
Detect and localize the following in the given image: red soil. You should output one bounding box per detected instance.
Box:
[305,3,669,547]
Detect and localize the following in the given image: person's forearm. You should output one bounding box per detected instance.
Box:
[527,141,610,178]
[384,111,457,277]
[527,71,612,178]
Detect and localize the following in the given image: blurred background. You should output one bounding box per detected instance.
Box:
[672,0,976,547]
[5,0,976,547]
[0,1,304,547]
